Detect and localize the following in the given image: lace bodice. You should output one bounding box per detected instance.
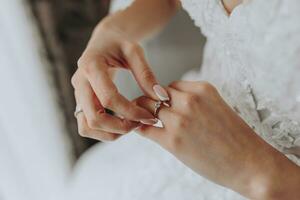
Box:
[110,0,300,163]
[180,0,300,164]
[68,1,300,199]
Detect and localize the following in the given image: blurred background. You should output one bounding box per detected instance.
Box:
[0,0,205,199]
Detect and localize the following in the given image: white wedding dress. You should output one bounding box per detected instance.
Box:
[67,0,300,199]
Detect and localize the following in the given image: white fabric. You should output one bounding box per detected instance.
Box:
[0,1,73,200]
[68,133,245,200]
[68,0,300,199]
[112,0,300,160]
[180,0,300,164]
[110,0,134,12]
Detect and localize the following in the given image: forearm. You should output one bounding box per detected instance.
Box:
[236,137,300,199]
[99,0,179,41]
[256,151,300,200]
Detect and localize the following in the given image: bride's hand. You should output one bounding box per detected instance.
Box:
[71,22,165,141]
[134,81,300,199]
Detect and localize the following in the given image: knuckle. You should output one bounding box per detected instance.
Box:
[78,55,105,76]
[123,42,142,56]
[166,134,183,153]
[87,116,100,129]
[102,89,120,108]
[71,73,78,88]
[77,56,85,68]
[197,82,216,95]
[185,94,199,107]
[78,128,89,137]
[183,94,199,108]
[173,114,189,129]
[127,42,139,51]
[120,122,133,134]
[169,80,181,88]
[82,59,99,75]
[178,118,189,129]
[77,53,98,67]
[101,95,115,108]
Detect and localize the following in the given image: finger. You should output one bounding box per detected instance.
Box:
[169,80,216,94]
[75,78,140,134]
[122,43,160,100]
[81,58,155,122]
[136,125,166,145]
[74,77,103,119]
[164,87,188,110]
[133,96,172,121]
[92,111,141,134]
[76,112,122,141]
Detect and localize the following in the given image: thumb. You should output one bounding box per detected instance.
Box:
[122,42,170,101]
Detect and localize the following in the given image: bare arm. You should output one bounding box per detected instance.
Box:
[72,0,180,141]
[134,81,300,200]
[99,0,180,41]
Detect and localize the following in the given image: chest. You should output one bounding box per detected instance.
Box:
[222,0,243,13]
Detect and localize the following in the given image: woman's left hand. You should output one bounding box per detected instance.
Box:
[134,81,300,199]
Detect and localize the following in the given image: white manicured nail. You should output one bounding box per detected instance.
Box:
[153,84,170,101]
[163,102,170,107]
[140,118,158,125]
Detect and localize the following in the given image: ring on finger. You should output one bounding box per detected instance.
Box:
[154,101,162,117]
[154,100,171,118]
[74,105,84,118]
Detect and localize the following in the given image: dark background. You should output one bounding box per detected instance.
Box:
[27,0,111,157]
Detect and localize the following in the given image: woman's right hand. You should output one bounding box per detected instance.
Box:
[71,22,169,141]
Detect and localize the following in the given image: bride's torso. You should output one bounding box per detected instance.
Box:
[69,1,300,199]
[181,0,300,163]
[110,0,300,162]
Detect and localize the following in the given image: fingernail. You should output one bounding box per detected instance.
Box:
[140,118,158,125]
[163,102,170,107]
[133,125,143,131]
[153,84,170,101]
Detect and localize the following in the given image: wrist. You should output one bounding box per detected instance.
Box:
[96,0,178,42]
[226,129,300,200]
[95,14,137,41]
[246,149,300,200]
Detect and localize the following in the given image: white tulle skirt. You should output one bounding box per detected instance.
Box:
[66,133,245,200]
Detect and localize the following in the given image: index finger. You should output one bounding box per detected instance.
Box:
[81,57,156,123]
[122,43,158,99]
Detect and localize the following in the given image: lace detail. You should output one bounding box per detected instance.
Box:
[78,1,300,198]
[181,0,300,164]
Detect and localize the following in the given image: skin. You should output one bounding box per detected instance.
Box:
[72,0,300,198]
[134,81,300,199]
[72,0,178,140]
[222,0,243,14]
